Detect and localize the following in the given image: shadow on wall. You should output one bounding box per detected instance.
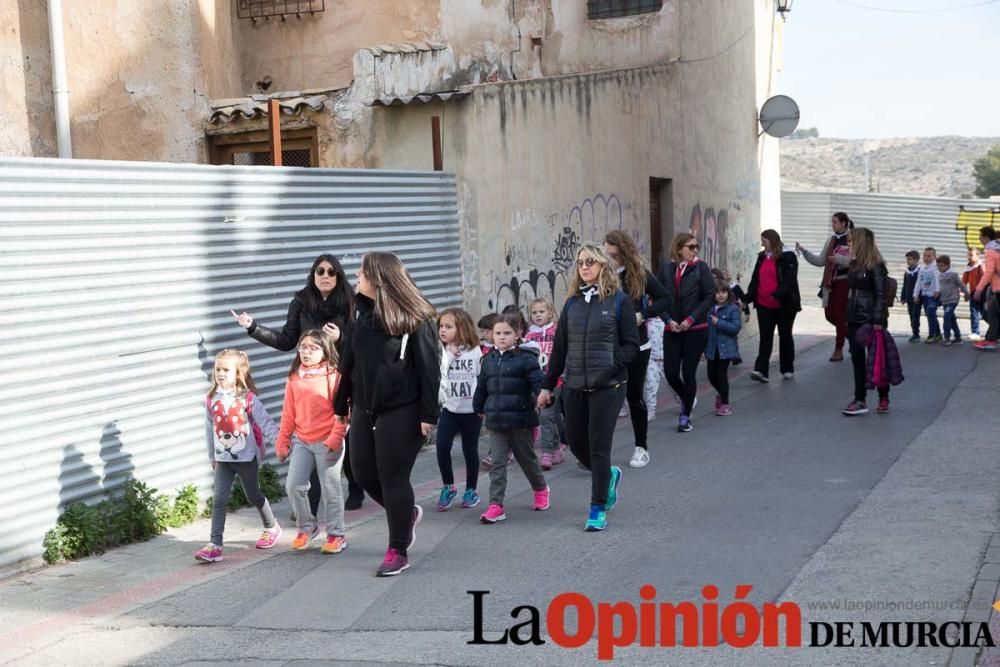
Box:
[99,421,134,494]
[56,422,135,513]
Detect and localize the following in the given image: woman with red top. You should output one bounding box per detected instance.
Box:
[746,229,802,382]
[655,233,716,433]
[797,212,854,361]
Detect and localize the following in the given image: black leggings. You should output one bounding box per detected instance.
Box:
[307,433,363,514]
[847,324,889,403]
[664,329,709,416]
[349,401,422,554]
[436,409,482,490]
[754,307,796,377]
[706,358,731,405]
[626,348,652,449]
[562,384,626,507]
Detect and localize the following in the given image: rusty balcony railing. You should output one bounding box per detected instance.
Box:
[236,0,324,21]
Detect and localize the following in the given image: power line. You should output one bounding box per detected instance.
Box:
[678,24,754,64]
[834,0,1000,13]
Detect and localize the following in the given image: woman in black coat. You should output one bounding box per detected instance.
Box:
[746,229,801,383]
[603,230,669,469]
[232,253,366,511]
[656,233,716,433]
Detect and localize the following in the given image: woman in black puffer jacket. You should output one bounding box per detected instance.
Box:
[656,233,716,433]
[232,253,366,511]
[539,243,639,533]
[842,228,891,416]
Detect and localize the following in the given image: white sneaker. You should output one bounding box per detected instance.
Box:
[782,372,794,380]
[647,411,657,422]
[619,405,628,418]
[629,447,650,468]
[969,333,982,342]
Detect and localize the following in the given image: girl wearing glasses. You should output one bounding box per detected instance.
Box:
[538,243,640,532]
[231,254,366,512]
[655,233,716,433]
[275,331,348,554]
[602,230,670,469]
[334,252,441,577]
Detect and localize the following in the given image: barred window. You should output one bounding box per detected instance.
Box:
[587,0,662,20]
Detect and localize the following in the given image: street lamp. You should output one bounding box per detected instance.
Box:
[776,0,793,20]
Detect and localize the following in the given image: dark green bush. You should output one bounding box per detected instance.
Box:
[42,481,206,564]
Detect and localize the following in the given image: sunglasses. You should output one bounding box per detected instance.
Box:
[314,267,337,277]
[684,244,700,251]
[576,257,601,267]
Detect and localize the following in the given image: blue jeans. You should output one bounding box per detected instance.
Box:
[907,301,921,337]
[970,300,982,335]
[922,297,941,337]
[942,303,961,340]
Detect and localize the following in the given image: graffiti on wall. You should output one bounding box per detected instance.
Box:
[956,206,999,251]
[689,205,729,270]
[487,194,631,311]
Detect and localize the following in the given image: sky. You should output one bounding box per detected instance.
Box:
[780,0,1000,139]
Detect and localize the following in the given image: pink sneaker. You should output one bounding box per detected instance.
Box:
[540,453,553,470]
[551,447,564,465]
[194,543,223,562]
[480,503,506,523]
[533,486,550,511]
[716,404,733,416]
[255,524,281,549]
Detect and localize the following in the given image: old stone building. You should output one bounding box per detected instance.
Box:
[3,0,785,311]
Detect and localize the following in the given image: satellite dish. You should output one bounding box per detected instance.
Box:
[759,95,800,138]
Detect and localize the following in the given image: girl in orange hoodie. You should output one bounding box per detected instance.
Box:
[277,330,348,553]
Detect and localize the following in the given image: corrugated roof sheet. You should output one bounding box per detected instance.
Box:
[361,41,448,57]
[369,91,470,107]
[209,94,328,124]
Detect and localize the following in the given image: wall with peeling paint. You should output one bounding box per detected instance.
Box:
[2,0,241,161]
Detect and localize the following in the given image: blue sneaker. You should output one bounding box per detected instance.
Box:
[678,415,693,433]
[605,466,622,511]
[585,504,607,532]
[437,486,457,511]
[461,488,481,508]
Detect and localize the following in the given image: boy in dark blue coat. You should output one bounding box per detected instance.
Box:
[473,313,550,523]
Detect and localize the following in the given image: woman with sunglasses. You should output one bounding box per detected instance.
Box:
[656,233,716,433]
[231,254,367,511]
[538,243,640,532]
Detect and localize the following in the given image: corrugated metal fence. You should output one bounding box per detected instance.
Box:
[0,157,462,569]
[782,191,999,312]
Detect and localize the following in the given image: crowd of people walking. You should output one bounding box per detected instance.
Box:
[197,217,999,577]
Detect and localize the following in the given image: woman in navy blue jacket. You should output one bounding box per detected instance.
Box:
[655,233,716,433]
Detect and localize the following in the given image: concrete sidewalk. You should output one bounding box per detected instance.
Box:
[1,306,997,666]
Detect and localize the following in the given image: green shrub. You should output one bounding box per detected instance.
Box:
[42,480,207,564]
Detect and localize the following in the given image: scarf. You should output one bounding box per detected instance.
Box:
[821,232,850,288]
[581,285,599,303]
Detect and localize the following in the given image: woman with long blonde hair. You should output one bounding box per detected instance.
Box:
[842,227,895,416]
[603,230,670,468]
[655,233,716,433]
[538,243,640,532]
[334,252,441,576]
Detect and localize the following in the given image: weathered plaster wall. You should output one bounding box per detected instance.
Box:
[2,0,240,161]
[1,0,57,156]
[235,1,442,93]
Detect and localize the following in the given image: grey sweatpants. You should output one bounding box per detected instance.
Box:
[210,458,276,546]
[286,438,345,537]
[487,428,547,506]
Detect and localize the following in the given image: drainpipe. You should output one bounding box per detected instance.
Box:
[47,0,72,158]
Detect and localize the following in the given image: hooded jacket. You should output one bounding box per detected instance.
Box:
[978,241,1000,293]
[276,367,346,457]
[746,249,802,314]
[333,294,441,425]
[473,345,543,431]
